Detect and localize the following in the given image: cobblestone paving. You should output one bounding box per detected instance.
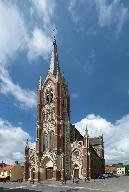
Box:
[0,176,129,192]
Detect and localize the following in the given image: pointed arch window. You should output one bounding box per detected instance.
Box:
[46,93,49,104]
[46,134,49,149]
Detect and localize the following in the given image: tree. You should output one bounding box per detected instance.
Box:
[124,165,129,173]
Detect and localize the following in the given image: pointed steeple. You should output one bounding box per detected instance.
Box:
[84,126,89,148]
[84,126,89,137]
[25,139,29,155]
[49,36,60,78]
[26,139,29,148]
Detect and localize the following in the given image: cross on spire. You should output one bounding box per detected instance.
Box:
[52,27,57,39]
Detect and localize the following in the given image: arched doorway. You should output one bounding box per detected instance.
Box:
[41,156,53,180]
[73,164,79,179]
[46,159,53,179]
[31,168,35,182]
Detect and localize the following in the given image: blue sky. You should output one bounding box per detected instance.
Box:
[0,0,129,164]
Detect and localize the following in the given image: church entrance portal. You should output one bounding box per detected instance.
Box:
[31,168,35,182]
[74,169,79,178]
[46,167,53,179]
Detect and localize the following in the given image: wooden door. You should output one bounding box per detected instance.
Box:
[74,169,79,178]
[46,168,53,179]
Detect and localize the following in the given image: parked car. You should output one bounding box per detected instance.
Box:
[106,172,119,178]
[105,172,113,178]
[95,174,106,179]
[103,174,109,178]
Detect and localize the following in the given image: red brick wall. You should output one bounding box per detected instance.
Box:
[83,148,89,178]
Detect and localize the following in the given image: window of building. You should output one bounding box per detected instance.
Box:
[46,134,48,148]
[46,93,49,104]
[50,92,53,103]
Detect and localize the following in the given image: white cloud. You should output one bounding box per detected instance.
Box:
[95,0,128,33]
[68,0,80,23]
[0,1,27,64]
[68,0,128,33]
[75,114,129,164]
[27,27,51,60]
[0,66,36,109]
[0,1,55,108]
[0,118,35,164]
[31,0,55,28]
[0,0,54,64]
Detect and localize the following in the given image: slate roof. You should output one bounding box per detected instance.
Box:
[70,124,83,143]
[89,136,102,146]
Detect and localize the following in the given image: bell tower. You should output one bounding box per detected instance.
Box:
[36,37,71,181]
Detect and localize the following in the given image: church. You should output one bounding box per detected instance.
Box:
[24,37,105,182]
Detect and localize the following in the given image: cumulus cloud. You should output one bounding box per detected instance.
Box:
[0,118,35,164]
[75,114,129,164]
[0,66,36,109]
[0,0,54,64]
[0,0,55,109]
[27,27,51,60]
[31,0,55,28]
[28,0,56,60]
[0,1,27,64]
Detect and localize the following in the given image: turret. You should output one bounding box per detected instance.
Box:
[83,126,90,179]
[36,76,43,156]
[24,139,30,181]
[83,126,89,148]
[25,139,29,156]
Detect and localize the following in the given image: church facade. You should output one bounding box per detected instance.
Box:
[24,38,105,182]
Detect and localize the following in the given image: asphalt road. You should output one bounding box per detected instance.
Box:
[0,175,129,192]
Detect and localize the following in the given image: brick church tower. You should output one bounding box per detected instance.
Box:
[25,37,71,181]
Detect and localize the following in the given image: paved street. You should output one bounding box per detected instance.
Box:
[0,176,129,192]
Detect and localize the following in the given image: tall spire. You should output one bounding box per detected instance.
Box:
[85,125,89,137]
[25,139,29,154]
[26,139,29,148]
[49,36,60,78]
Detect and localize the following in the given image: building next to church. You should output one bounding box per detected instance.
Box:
[0,161,24,182]
[24,37,105,182]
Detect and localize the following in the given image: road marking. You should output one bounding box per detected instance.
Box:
[46,184,113,192]
[47,184,61,187]
[87,188,112,192]
[87,188,100,191]
[31,184,37,187]
[10,185,26,189]
[74,186,84,189]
